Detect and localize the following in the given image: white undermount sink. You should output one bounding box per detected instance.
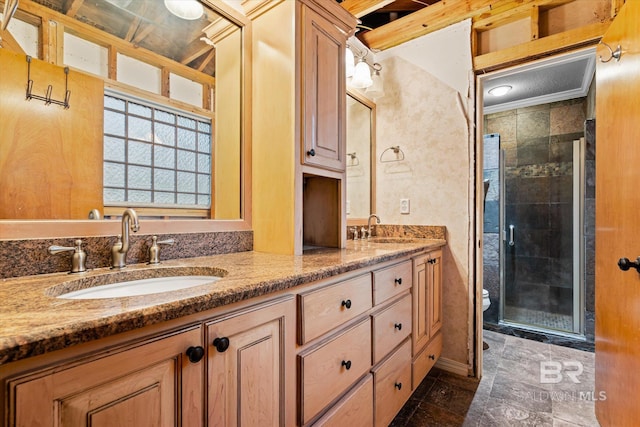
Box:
[49,266,227,300]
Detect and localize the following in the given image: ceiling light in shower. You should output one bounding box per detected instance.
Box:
[164,0,204,20]
[488,85,512,97]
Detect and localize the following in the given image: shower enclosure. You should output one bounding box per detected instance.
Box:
[482,101,593,337]
[500,136,584,335]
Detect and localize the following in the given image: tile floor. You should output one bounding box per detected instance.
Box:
[391,330,599,426]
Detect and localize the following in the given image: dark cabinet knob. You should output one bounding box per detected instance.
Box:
[186,346,205,363]
[429,354,435,360]
[341,360,352,370]
[618,257,640,272]
[394,277,402,285]
[213,337,230,353]
[394,323,402,330]
[395,382,402,390]
[341,299,352,309]
[307,148,316,157]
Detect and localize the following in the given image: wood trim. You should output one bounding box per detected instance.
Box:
[473,21,610,71]
[472,0,572,32]
[339,0,394,18]
[299,0,359,36]
[15,0,215,86]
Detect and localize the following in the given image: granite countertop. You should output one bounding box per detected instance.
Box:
[0,237,445,365]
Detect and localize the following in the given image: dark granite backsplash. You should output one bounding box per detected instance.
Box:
[375,224,446,240]
[0,231,253,279]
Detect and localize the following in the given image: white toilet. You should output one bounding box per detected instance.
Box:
[482,289,491,312]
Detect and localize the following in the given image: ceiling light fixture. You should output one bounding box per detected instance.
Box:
[164,0,204,20]
[488,85,512,97]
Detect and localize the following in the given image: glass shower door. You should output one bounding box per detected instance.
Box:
[500,139,584,335]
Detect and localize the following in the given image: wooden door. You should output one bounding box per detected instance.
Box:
[11,327,204,427]
[206,297,295,427]
[595,1,640,425]
[301,4,345,172]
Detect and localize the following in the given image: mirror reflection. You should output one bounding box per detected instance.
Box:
[0,0,244,221]
[346,91,375,220]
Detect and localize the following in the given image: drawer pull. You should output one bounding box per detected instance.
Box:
[341,360,352,370]
[394,323,402,330]
[394,277,402,285]
[429,354,435,360]
[185,346,205,363]
[394,382,402,390]
[213,337,230,353]
[341,299,352,309]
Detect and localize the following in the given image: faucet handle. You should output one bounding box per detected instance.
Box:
[148,236,175,264]
[49,239,87,273]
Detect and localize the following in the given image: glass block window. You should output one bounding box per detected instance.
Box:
[103,91,212,208]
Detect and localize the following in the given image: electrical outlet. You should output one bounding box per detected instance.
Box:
[400,198,410,214]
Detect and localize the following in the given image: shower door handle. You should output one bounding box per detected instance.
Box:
[508,225,515,247]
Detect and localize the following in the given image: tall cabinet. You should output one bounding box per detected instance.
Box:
[250,0,357,255]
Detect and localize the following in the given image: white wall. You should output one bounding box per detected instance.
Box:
[374,20,475,371]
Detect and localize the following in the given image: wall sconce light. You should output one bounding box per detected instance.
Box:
[351,58,373,89]
[346,46,355,78]
[366,63,384,98]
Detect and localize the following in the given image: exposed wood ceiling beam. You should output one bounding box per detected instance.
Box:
[472,0,572,31]
[473,20,609,71]
[339,0,395,18]
[358,0,498,50]
[124,16,141,42]
[355,0,588,50]
[197,49,215,72]
[63,0,84,17]
[180,42,213,66]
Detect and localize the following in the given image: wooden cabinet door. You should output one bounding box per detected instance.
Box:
[301,4,346,172]
[11,326,204,427]
[428,250,443,338]
[206,297,295,427]
[595,1,640,425]
[412,249,443,354]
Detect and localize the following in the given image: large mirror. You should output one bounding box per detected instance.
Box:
[346,91,375,222]
[0,0,250,238]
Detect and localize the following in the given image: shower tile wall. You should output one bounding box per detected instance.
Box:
[483,98,595,340]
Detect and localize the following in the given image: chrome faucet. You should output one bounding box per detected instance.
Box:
[367,214,381,239]
[111,208,140,269]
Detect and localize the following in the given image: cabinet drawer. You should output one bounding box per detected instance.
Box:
[299,318,372,425]
[311,374,373,427]
[373,260,412,305]
[412,331,443,389]
[372,294,412,364]
[298,273,372,344]
[372,339,412,427]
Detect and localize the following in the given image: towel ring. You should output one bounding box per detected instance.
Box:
[599,41,622,63]
[380,146,405,163]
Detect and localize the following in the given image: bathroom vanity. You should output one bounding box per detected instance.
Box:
[0,238,445,426]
